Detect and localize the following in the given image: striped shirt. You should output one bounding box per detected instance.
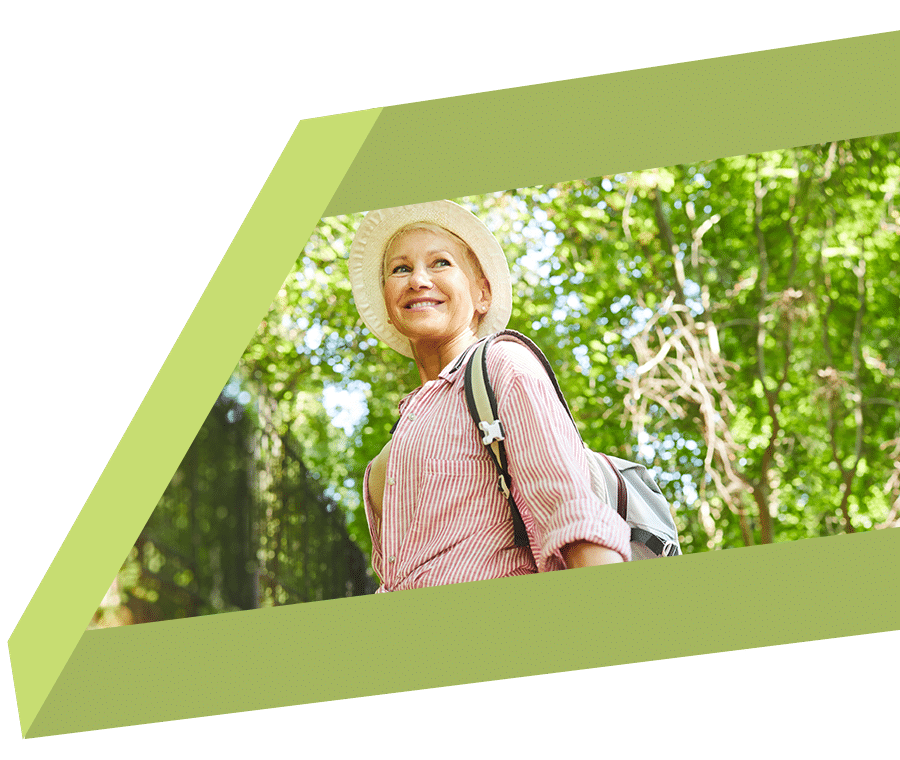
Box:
[363,339,631,592]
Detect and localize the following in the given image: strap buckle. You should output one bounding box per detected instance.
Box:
[632,528,680,558]
[478,420,505,445]
[662,539,679,557]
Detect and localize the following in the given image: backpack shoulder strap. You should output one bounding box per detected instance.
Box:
[463,331,630,538]
[463,334,529,546]
[489,331,579,427]
[465,329,579,442]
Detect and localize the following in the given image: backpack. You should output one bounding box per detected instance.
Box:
[462,330,681,561]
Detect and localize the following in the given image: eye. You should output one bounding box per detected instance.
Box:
[390,263,411,275]
[432,258,451,268]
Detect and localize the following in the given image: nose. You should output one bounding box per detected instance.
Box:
[408,264,433,289]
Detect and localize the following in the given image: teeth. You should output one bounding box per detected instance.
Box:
[406,301,440,309]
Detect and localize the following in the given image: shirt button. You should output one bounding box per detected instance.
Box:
[388,556,395,562]
[408,413,416,421]
[387,476,395,485]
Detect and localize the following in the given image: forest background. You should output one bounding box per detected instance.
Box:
[98,132,900,625]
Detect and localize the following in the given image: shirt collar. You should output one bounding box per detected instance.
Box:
[397,339,484,411]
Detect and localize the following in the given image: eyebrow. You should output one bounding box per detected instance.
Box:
[385,248,456,268]
[384,255,407,271]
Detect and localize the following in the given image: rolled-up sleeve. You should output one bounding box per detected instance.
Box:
[492,343,632,569]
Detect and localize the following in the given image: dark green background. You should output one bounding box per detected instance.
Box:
[0,2,900,757]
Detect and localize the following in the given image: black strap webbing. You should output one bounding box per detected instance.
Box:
[598,452,628,521]
[630,528,677,556]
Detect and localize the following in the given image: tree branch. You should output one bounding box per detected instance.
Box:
[650,187,686,304]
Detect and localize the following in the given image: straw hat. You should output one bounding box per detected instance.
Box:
[348,200,512,358]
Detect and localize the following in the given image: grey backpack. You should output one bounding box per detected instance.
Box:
[461,330,681,560]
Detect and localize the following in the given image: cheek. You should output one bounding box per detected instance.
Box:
[382,284,397,316]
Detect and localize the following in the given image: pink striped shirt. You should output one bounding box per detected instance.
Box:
[363,339,631,592]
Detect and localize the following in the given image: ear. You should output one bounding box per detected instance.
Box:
[476,276,492,313]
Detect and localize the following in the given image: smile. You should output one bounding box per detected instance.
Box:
[404,299,443,310]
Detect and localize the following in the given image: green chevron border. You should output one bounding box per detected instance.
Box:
[7,107,383,737]
[325,30,900,215]
[9,29,900,737]
[26,531,900,735]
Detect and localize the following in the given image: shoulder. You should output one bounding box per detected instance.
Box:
[483,336,551,387]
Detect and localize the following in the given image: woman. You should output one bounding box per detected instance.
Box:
[349,200,630,592]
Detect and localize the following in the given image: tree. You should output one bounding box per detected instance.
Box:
[99,132,900,624]
[292,133,899,557]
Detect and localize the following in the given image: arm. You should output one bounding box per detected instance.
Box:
[561,540,625,568]
[489,342,632,569]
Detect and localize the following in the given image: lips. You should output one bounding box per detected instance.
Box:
[404,298,444,310]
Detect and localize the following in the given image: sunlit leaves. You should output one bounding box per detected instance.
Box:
[221,133,900,571]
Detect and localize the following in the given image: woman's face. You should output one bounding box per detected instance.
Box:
[382,228,491,347]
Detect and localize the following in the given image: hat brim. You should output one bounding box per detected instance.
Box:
[349,200,512,358]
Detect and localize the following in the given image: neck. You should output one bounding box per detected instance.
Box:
[410,331,480,384]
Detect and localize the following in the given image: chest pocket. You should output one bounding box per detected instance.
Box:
[402,457,508,554]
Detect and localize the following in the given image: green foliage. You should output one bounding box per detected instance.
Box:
[95,393,373,627]
[98,134,900,626]
[286,133,900,558]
